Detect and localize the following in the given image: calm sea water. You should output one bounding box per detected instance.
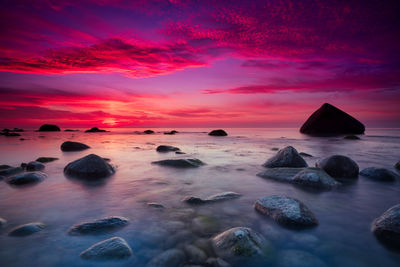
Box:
[0,128,399,266]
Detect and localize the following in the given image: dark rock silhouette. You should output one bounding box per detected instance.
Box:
[263,146,308,168]
[316,155,359,179]
[64,154,115,179]
[360,167,399,182]
[144,130,155,134]
[156,145,180,152]
[7,172,46,185]
[68,216,129,235]
[35,157,58,163]
[61,141,90,151]
[8,222,45,237]
[208,129,228,136]
[372,204,400,250]
[395,161,400,171]
[26,161,45,171]
[152,158,204,168]
[164,130,178,135]
[344,135,360,140]
[300,103,365,135]
[38,124,61,131]
[0,166,23,176]
[85,127,106,133]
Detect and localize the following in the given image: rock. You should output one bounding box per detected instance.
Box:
[371,204,400,250]
[205,257,231,267]
[163,221,185,232]
[211,227,273,260]
[360,167,399,182]
[0,175,4,181]
[26,161,45,171]
[156,145,180,152]
[68,216,129,235]
[147,202,165,209]
[85,127,107,133]
[192,215,220,236]
[300,103,365,135]
[184,244,207,264]
[254,195,318,228]
[165,230,194,247]
[61,141,90,151]
[64,154,115,179]
[344,135,360,140]
[164,130,178,135]
[0,167,23,176]
[292,168,340,189]
[152,159,205,168]
[35,157,58,163]
[8,222,45,236]
[0,164,12,170]
[20,163,27,169]
[176,151,186,154]
[263,146,308,168]
[7,172,46,185]
[80,237,132,260]
[299,152,313,157]
[277,249,327,267]
[0,217,6,228]
[257,168,303,182]
[64,129,79,132]
[395,161,400,171]
[147,249,185,267]
[144,130,155,134]
[183,192,241,205]
[38,124,60,131]
[271,147,279,151]
[316,155,359,179]
[3,132,20,136]
[208,129,228,136]
[183,196,207,205]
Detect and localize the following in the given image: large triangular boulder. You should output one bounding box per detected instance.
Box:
[300,103,365,135]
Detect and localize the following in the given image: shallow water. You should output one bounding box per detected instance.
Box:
[0,128,399,266]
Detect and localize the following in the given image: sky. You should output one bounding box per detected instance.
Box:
[0,0,399,128]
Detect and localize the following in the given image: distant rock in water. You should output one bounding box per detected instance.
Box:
[38,124,60,131]
[183,192,241,205]
[7,172,46,185]
[64,129,79,132]
[35,157,58,163]
[371,204,400,250]
[263,146,308,168]
[8,222,45,236]
[2,132,21,137]
[68,216,129,235]
[316,155,359,179]
[61,141,90,151]
[164,130,178,135]
[395,161,400,171]
[300,103,365,135]
[254,195,318,228]
[144,130,155,134]
[360,167,399,182]
[80,237,132,260]
[156,145,180,152]
[26,161,45,171]
[344,135,360,140]
[152,158,204,168]
[85,127,107,133]
[0,166,24,176]
[208,129,228,136]
[64,154,115,179]
[0,164,12,170]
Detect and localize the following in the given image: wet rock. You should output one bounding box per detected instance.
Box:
[257,168,303,182]
[183,196,207,205]
[176,151,186,154]
[360,167,399,182]
[163,221,185,232]
[144,130,155,134]
[147,249,185,267]
[8,222,45,236]
[208,129,228,136]
[344,135,360,140]
[211,227,273,260]
[292,168,340,189]
[184,244,207,264]
[68,216,129,235]
[64,129,79,132]
[316,155,359,179]
[299,152,313,157]
[395,161,400,171]
[277,249,327,267]
[35,157,59,163]
[183,192,241,205]
[0,164,12,170]
[3,132,20,136]
[152,158,205,168]
[254,195,318,228]
[193,238,215,257]
[300,103,365,135]
[38,124,60,131]
[164,130,178,135]
[0,167,23,176]
[156,145,180,152]
[0,217,6,228]
[85,127,107,132]
[192,215,220,236]
[26,161,45,171]
[80,237,132,260]
[7,172,46,185]
[205,257,231,267]
[271,147,279,151]
[165,230,194,248]
[263,146,308,168]
[0,175,4,181]
[61,141,90,151]
[64,154,115,179]
[147,202,165,209]
[371,204,400,250]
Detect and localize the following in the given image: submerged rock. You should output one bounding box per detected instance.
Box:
[152,158,204,168]
[299,152,313,157]
[7,172,46,185]
[300,103,365,135]
[192,215,220,236]
[254,195,318,228]
[182,196,206,205]
[164,130,178,135]
[316,155,359,179]
[0,164,11,170]
[184,244,207,264]
[8,222,45,236]
[26,161,45,171]
[156,145,180,152]
[35,157,58,163]
[263,146,307,168]
[292,168,340,189]
[3,132,20,137]
[183,192,241,205]
[360,167,399,182]
[38,124,60,131]
[395,161,400,171]
[211,227,273,260]
[208,129,228,136]
[147,203,165,209]
[0,166,23,176]
[85,127,107,133]
[277,249,327,267]
[61,141,90,151]
[80,237,132,260]
[144,130,155,134]
[147,249,185,267]
[371,204,400,250]
[68,216,129,235]
[344,135,360,140]
[257,168,303,182]
[64,154,115,179]
[205,257,231,267]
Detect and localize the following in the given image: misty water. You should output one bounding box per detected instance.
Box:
[0,128,399,266]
